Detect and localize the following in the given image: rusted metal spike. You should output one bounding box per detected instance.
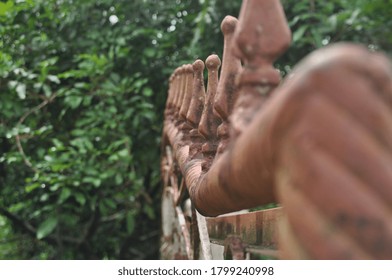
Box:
[176,65,187,125]
[166,70,178,120]
[175,64,195,147]
[179,64,194,121]
[214,16,242,154]
[171,67,182,118]
[199,55,222,171]
[215,16,242,120]
[187,60,206,127]
[232,0,290,87]
[187,60,206,159]
[229,0,291,138]
[165,73,175,115]
[174,67,183,119]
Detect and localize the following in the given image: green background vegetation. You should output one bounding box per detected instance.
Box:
[0,0,391,259]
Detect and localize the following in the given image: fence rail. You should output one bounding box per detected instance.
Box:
[160,0,392,259]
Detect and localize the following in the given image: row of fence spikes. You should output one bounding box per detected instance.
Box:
[165,16,243,171]
[165,0,291,175]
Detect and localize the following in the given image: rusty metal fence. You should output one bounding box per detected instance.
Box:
[160,0,392,259]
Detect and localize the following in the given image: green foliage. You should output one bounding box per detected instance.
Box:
[278,0,392,73]
[0,0,203,259]
[0,0,390,259]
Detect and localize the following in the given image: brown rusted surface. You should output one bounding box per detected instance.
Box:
[214,16,242,154]
[199,55,222,171]
[187,0,290,217]
[161,0,392,260]
[272,44,392,259]
[179,65,194,121]
[229,0,291,139]
[187,60,206,160]
[224,236,246,260]
[207,208,281,248]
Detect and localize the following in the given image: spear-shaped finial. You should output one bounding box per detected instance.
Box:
[229,0,291,138]
[214,16,242,154]
[186,60,206,159]
[199,54,221,171]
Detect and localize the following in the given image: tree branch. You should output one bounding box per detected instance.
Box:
[14,92,58,173]
[0,206,37,236]
[0,206,83,247]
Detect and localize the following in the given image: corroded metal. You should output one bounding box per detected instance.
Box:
[199,55,222,171]
[274,44,392,259]
[207,208,281,248]
[230,0,291,139]
[187,60,206,160]
[161,0,392,260]
[214,16,242,154]
[188,0,291,217]
[224,236,246,260]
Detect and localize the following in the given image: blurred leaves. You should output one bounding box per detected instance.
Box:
[0,0,183,260]
[36,216,57,240]
[278,0,392,73]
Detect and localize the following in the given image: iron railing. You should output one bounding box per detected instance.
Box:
[160,0,392,259]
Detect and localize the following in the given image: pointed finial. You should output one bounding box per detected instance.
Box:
[214,16,242,154]
[186,59,206,159]
[187,60,206,127]
[229,0,291,139]
[232,0,291,90]
[199,54,222,171]
[179,64,194,120]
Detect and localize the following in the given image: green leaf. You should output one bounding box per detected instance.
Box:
[292,25,307,43]
[16,83,26,99]
[74,193,86,206]
[47,75,60,84]
[82,177,101,188]
[0,1,14,17]
[143,204,155,220]
[104,198,116,209]
[58,188,72,204]
[143,48,155,58]
[142,87,153,97]
[25,183,41,193]
[115,173,123,185]
[36,216,58,239]
[64,95,83,109]
[118,149,129,157]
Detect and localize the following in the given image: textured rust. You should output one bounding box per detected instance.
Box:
[207,208,281,248]
[171,67,182,118]
[161,0,392,260]
[178,64,194,147]
[229,0,291,140]
[186,0,291,216]
[187,60,205,127]
[224,236,246,260]
[232,0,291,73]
[187,60,206,159]
[179,64,194,121]
[214,16,242,154]
[272,45,392,259]
[198,55,222,171]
